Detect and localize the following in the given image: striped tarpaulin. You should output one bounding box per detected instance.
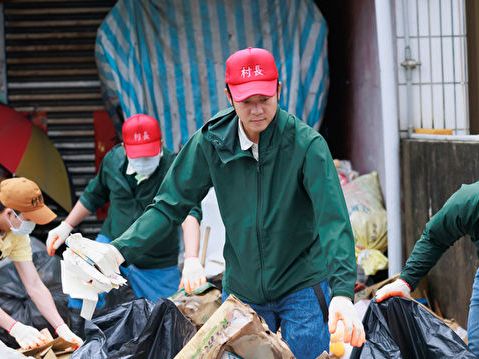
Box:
[96,0,329,151]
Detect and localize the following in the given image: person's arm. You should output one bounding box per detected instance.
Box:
[0,307,16,332]
[64,201,91,228]
[0,306,47,349]
[182,215,201,258]
[15,261,65,329]
[302,135,364,347]
[302,136,356,299]
[180,214,207,292]
[111,132,213,265]
[399,183,479,289]
[47,155,111,256]
[14,261,83,346]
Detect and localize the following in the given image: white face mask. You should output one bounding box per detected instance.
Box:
[127,153,161,178]
[7,212,36,236]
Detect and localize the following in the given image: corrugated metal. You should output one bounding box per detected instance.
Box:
[4,0,116,237]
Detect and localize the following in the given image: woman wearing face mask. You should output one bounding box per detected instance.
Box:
[0,177,83,350]
[46,114,205,305]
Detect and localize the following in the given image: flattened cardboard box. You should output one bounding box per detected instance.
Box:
[175,295,294,359]
[170,282,222,329]
[18,329,75,359]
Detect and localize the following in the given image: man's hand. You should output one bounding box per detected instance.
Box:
[46,221,73,256]
[55,323,83,348]
[179,257,206,294]
[9,322,48,349]
[328,296,365,347]
[375,278,411,303]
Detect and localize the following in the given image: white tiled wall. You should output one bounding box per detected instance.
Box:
[395,0,469,134]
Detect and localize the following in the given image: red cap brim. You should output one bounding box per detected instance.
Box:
[124,141,161,159]
[228,79,278,102]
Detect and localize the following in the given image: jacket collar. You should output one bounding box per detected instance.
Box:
[204,107,286,164]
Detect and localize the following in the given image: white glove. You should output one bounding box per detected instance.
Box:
[9,322,48,349]
[179,257,206,294]
[328,296,365,347]
[375,278,411,303]
[46,221,73,256]
[55,323,83,348]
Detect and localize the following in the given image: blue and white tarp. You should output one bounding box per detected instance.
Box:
[96,0,329,151]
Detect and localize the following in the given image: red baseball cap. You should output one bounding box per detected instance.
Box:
[122,114,162,158]
[225,47,279,102]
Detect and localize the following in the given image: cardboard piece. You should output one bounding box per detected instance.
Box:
[174,295,294,359]
[18,329,75,359]
[170,283,222,329]
[61,234,127,319]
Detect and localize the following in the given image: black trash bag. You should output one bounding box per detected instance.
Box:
[351,297,476,359]
[71,298,196,359]
[0,236,80,348]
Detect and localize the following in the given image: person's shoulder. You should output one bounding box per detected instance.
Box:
[201,107,236,133]
[283,110,323,148]
[160,148,176,164]
[451,182,479,203]
[103,144,126,162]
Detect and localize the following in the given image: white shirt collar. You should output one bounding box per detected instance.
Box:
[237,119,259,161]
[238,118,254,151]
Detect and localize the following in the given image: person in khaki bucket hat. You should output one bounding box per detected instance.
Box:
[0,177,83,351]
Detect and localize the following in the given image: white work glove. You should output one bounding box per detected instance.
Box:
[9,322,48,350]
[179,257,206,294]
[328,296,365,347]
[55,323,83,348]
[46,221,73,256]
[375,278,412,303]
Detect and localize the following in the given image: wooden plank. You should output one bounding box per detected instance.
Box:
[8,68,97,76]
[6,32,97,40]
[6,44,95,52]
[5,7,111,15]
[414,128,454,135]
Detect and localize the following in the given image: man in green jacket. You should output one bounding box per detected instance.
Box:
[376,181,479,356]
[46,114,205,303]
[64,48,365,358]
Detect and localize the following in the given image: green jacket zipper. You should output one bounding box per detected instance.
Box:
[256,159,267,301]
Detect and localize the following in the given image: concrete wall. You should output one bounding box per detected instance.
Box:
[402,139,479,327]
[317,0,385,194]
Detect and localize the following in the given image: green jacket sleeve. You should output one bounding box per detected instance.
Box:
[400,183,479,289]
[111,133,212,265]
[79,156,110,212]
[188,205,202,222]
[302,136,356,300]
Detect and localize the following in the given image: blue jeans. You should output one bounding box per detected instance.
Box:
[468,267,479,356]
[222,281,331,359]
[68,234,180,309]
